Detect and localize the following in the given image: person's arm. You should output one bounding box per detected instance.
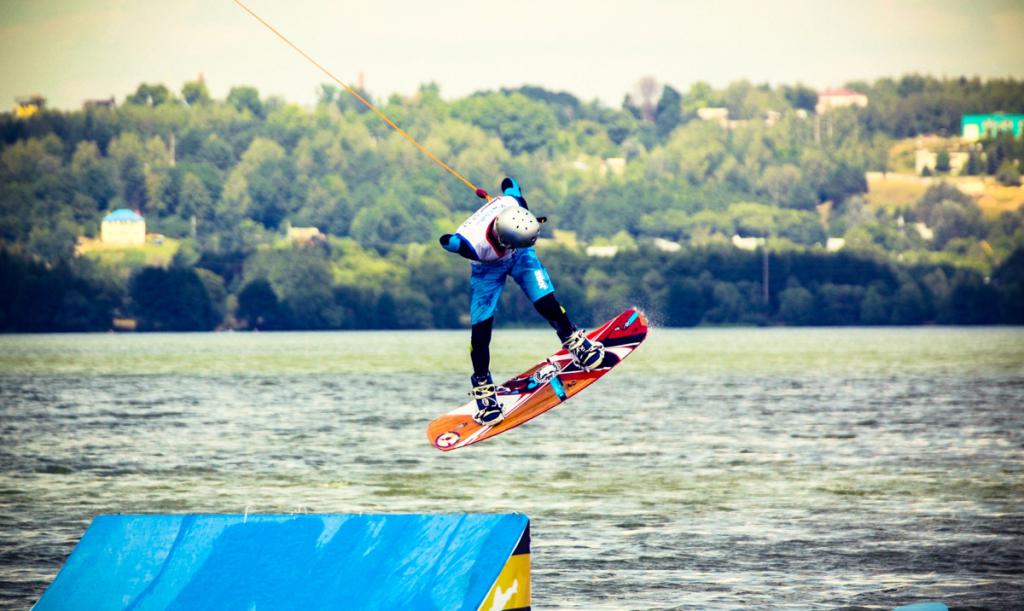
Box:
[439,233,479,261]
[501,177,546,223]
[501,177,529,209]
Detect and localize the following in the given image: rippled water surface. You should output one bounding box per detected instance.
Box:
[1,328,1023,610]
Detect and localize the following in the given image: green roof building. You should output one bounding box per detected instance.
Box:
[961,114,1024,141]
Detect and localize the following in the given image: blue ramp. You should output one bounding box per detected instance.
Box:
[35,513,531,611]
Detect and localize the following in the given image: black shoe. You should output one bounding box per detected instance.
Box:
[563,329,605,371]
[470,373,503,425]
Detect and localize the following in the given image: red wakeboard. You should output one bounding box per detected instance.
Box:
[427,307,648,451]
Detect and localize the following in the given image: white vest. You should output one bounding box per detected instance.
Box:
[455,195,520,263]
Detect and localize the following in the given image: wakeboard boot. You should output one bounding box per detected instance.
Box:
[563,329,605,371]
[470,372,503,425]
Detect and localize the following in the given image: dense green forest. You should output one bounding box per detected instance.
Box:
[1,75,1022,331]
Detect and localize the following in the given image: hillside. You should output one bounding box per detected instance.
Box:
[1,75,1022,331]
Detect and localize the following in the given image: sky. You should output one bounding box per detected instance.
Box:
[1,0,1023,110]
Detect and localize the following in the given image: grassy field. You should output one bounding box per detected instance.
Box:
[866,172,1024,217]
[864,172,928,211]
[873,136,1024,216]
[975,182,1024,216]
[76,236,180,267]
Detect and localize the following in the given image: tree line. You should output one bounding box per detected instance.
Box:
[1,74,1022,331]
[2,240,1022,332]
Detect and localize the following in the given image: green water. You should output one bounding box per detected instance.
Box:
[2,327,1019,376]
[1,327,1022,609]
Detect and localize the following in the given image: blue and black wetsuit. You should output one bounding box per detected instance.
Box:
[440,178,575,378]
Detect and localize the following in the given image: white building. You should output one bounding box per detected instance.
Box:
[731,235,764,251]
[826,237,846,252]
[288,226,323,244]
[652,238,682,253]
[601,157,626,177]
[100,209,145,246]
[816,88,868,114]
[915,149,969,175]
[585,245,619,258]
[697,107,730,126]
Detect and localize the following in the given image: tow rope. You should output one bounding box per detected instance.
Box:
[232,0,489,199]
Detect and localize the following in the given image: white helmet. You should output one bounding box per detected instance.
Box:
[494,206,540,248]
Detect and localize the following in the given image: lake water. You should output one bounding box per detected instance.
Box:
[1,327,1022,610]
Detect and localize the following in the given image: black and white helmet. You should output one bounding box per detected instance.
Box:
[494,206,540,248]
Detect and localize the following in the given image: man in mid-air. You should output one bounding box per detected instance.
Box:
[439,178,605,425]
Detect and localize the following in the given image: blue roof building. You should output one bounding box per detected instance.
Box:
[101,208,146,245]
[103,208,144,223]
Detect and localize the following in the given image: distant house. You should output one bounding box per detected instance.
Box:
[652,238,681,253]
[697,107,730,126]
[101,209,146,246]
[288,226,323,244]
[15,95,46,119]
[585,245,618,258]
[826,237,846,252]
[915,149,968,175]
[913,223,934,241]
[572,157,627,177]
[84,97,115,110]
[815,88,868,114]
[601,157,626,177]
[731,235,763,251]
[696,106,783,129]
[961,114,1024,141]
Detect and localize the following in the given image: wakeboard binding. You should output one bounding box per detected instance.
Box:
[470,372,504,425]
[563,329,605,371]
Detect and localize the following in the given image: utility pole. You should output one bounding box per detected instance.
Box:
[762,239,770,306]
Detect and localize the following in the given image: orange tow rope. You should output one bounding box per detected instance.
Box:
[232,0,489,199]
